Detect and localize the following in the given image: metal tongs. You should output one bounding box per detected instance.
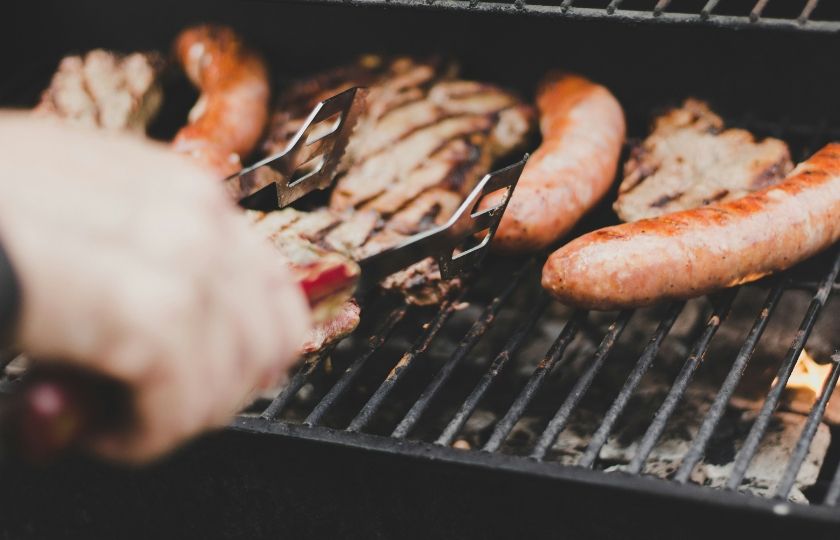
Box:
[224,87,368,209]
[0,87,527,462]
[222,85,527,299]
[354,159,526,291]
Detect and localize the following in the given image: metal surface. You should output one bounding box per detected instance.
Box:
[225,87,365,208]
[5,4,840,533]
[356,156,527,289]
[263,0,840,34]
[231,415,840,525]
[242,238,840,518]
[725,251,840,491]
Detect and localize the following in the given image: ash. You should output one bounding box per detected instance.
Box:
[263,269,839,505]
[446,283,839,504]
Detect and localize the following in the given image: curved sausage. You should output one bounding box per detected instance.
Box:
[542,144,840,310]
[480,72,625,254]
[172,24,270,178]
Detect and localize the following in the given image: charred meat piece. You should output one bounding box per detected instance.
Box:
[264,56,451,160]
[247,210,362,349]
[302,301,361,355]
[614,99,793,222]
[263,57,534,306]
[35,50,164,132]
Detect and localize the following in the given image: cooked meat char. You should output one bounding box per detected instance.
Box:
[262,56,534,306]
[264,56,451,160]
[247,210,363,351]
[614,99,793,222]
[35,50,164,132]
[302,301,361,355]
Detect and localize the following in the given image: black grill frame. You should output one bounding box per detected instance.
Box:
[4,1,840,537]
[267,0,840,33]
[237,242,840,523]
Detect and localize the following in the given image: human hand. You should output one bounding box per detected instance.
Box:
[0,114,311,462]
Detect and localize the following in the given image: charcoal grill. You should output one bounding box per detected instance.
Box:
[3,1,840,538]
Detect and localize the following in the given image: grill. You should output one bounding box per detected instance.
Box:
[281,0,840,33]
[4,1,840,538]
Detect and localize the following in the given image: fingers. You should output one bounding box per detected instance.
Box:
[0,118,313,462]
[83,217,311,463]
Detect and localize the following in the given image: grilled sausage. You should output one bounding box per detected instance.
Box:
[542,143,840,310]
[480,72,625,253]
[172,24,270,178]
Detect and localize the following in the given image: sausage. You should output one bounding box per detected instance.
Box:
[480,72,625,254]
[542,143,840,310]
[172,24,270,178]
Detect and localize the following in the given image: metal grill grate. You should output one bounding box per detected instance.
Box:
[236,121,840,522]
[264,0,840,33]
[4,29,840,527]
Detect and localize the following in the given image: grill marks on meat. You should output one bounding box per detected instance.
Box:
[615,99,793,222]
[247,210,363,351]
[323,211,381,254]
[264,56,449,159]
[331,114,497,211]
[35,50,164,132]
[384,188,462,236]
[262,56,534,306]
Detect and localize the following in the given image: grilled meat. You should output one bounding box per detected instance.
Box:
[615,99,793,222]
[35,50,163,132]
[479,72,626,253]
[543,144,840,310]
[263,56,534,305]
[302,301,361,355]
[247,210,362,349]
[172,24,271,178]
[265,56,452,159]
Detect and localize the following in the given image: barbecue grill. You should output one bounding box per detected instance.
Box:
[3,1,840,538]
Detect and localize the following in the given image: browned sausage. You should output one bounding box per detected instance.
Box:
[172,24,270,178]
[542,143,840,310]
[480,72,625,254]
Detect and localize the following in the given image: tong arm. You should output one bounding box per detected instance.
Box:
[357,155,528,290]
[224,86,367,209]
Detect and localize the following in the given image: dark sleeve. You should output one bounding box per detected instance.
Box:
[0,239,19,347]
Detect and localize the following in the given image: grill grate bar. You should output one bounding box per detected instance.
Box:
[750,0,770,22]
[530,310,633,461]
[799,0,821,24]
[654,0,671,17]
[437,295,549,447]
[578,302,685,469]
[725,249,840,490]
[827,459,840,506]
[674,281,786,483]
[346,287,469,432]
[262,346,335,420]
[775,356,840,499]
[701,0,721,18]
[304,302,410,426]
[392,259,535,439]
[275,0,840,33]
[606,0,623,15]
[626,292,736,474]
[482,312,583,453]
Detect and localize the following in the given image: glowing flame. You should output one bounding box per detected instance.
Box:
[780,349,832,399]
